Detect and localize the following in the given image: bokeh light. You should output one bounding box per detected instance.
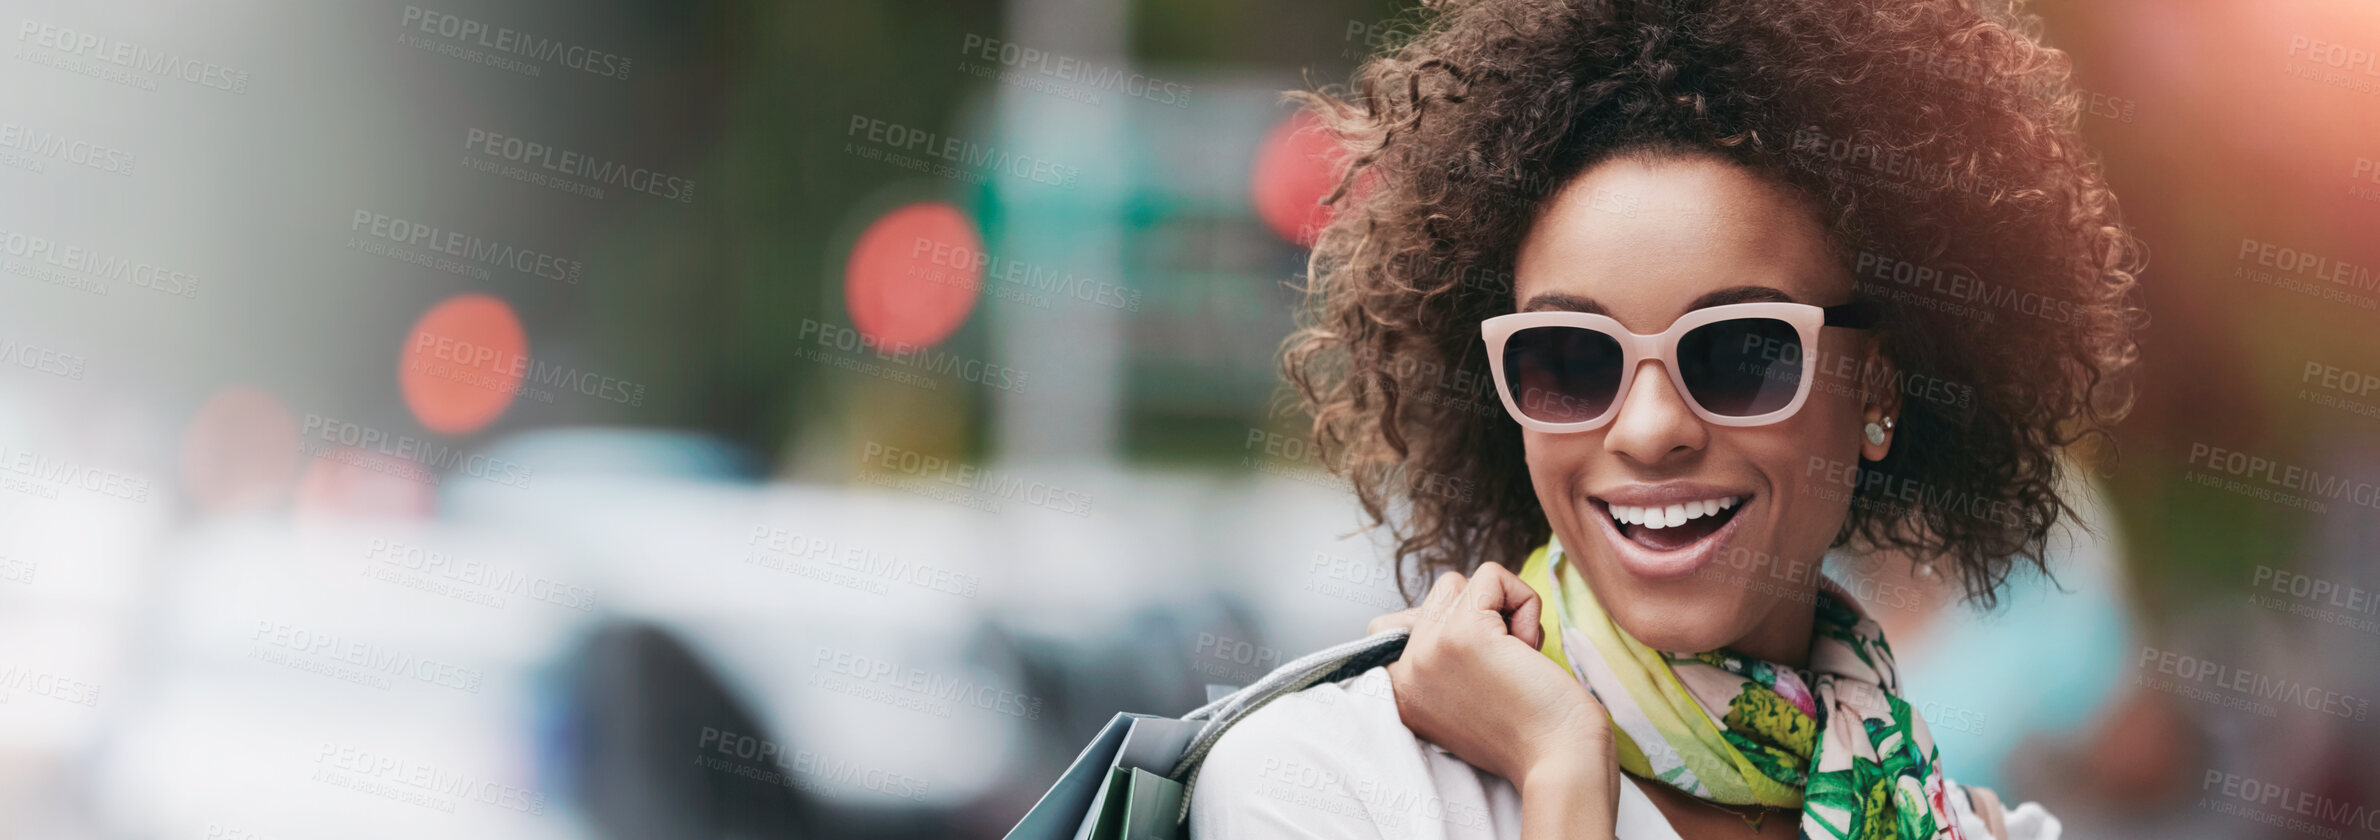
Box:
[399,294,528,435]
[1250,111,1345,246]
[843,201,983,351]
[292,446,439,520]
[178,385,300,512]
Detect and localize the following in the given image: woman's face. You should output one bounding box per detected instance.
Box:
[1509,154,1889,662]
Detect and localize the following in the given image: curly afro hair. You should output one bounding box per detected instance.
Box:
[1282,0,2144,608]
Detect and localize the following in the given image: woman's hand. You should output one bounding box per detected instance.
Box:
[1380,563,1619,838]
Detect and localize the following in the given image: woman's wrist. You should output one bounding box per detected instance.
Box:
[1517,748,1618,840]
[1520,702,1614,787]
[1519,750,1601,796]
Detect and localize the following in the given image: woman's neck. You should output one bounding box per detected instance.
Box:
[1633,773,1805,839]
[1726,596,1817,670]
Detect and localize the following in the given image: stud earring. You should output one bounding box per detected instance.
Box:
[1864,416,1894,446]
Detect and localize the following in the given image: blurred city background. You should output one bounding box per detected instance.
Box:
[1,0,2377,837]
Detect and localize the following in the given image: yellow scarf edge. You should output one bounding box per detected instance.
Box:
[1516,545,1803,808]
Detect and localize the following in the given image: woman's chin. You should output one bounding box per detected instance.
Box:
[1599,588,1763,655]
[1571,523,1787,655]
[1614,620,1737,655]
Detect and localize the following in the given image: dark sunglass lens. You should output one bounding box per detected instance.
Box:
[1677,318,1803,416]
[1503,327,1623,423]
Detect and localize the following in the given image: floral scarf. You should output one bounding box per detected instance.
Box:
[1520,539,1970,840]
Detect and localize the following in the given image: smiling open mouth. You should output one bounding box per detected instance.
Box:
[1601,496,1745,552]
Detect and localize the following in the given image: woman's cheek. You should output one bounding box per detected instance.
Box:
[1771,442,1861,561]
[1521,431,1595,537]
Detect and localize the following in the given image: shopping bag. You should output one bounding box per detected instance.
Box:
[1001,713,1134,840]
[1077,716,1200,840]
[1002,628,1409,840]
[1083,766,1186,840]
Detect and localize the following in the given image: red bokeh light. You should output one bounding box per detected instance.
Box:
[1251,111,1347,247]
[399,293,527,435]
[844,202,983,351]
[179,385,300,512]
[294,447,438,520]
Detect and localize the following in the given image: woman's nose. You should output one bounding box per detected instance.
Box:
[1602,359,1708,464]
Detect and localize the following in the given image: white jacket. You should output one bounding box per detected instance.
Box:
[1189,666,2059,840]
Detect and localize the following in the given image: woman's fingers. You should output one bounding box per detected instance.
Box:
[1451,562,1545,650]
[1470,562,1546,650]
[1416,571,1467,627]
[1367,608,1420,636]
[1391,565,1543,648]
[1382,562,1611,794]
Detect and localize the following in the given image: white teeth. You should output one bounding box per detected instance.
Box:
[1608,496,1744,530]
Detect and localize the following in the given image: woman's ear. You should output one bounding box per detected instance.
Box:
[1856,335,1902,462]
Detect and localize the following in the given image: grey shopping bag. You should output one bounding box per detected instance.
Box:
[1002,712,1137,840]
[1002,628,1410,840]
[1077,716,1201,840]
[1084,766,1186,840]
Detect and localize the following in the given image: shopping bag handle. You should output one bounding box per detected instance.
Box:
[1164,627,1409,820]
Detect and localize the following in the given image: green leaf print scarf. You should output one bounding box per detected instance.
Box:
[1518,539,1971,840]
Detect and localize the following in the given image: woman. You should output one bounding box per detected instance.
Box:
[1190,0,2142,837]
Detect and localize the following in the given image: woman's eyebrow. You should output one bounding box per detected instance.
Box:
[1686,285,1799,309]
[1520,293,1607,314]
[1519,285,1796,314]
